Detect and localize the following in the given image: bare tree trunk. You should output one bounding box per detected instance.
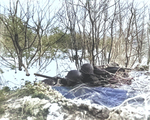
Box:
[87,1,95,66]
[147,29,150,65]
[101,7,108,65]
[125,4,134,67]
[147,9,150,66]
[108,19,114,64]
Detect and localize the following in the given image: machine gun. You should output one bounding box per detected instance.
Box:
[34,73,67,86]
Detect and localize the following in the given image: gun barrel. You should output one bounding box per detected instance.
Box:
[34,73,55,79]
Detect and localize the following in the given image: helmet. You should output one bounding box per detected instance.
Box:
[65,70,82,86]
[80,63,94,74]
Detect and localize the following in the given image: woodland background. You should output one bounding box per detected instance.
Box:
[0,0,150,76]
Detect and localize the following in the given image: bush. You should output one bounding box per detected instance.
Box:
[32,93,49,100]
[2,86,10,92]
[0,107,5,115]
[0,68,4,74]
[0,91,5,102]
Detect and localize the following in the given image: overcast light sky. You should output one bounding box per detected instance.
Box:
[0,0,150,14]
[0,0,150,7]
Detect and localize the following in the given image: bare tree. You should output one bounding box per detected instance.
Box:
[58,0,84,69]
[0,0,59,75]
[58,0,148,68]
[84,0,112,66]
[147,9,150,66]
[107,0,118,64]
[108,1,147,67]
[134,5,146,64]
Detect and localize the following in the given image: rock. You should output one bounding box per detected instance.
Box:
[107,112,121,120]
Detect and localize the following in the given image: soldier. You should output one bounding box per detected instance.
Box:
[65,70,83,86]
[80,63,102,85]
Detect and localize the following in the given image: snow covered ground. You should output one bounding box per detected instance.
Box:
[0,70,150,120]
[1,58,150,119]
[0,56,77,89]
[1,52,150,119]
